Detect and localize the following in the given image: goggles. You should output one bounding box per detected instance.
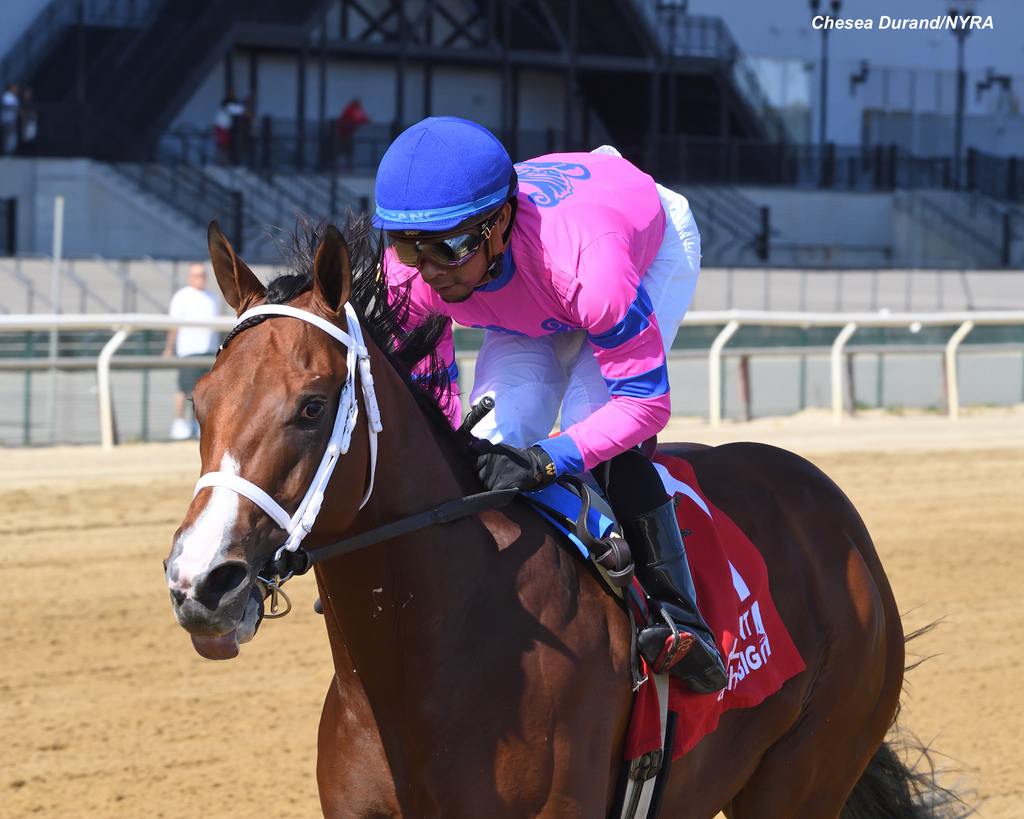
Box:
[388,213,499,268]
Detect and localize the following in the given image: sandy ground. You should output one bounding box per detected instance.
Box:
[2,408,1022,817]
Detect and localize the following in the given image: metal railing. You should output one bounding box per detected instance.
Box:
[162,121,978,199]
[1,310,1021,448]
[967,148,1023,204]
[684,310,1024,426]
[651,138,954,191]
[159,120,583,175]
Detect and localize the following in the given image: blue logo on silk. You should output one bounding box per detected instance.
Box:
[470,324,526,336]
[515,161,591,207]
[541,317,575,333]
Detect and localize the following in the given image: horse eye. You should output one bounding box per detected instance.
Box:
[300,399,326,421]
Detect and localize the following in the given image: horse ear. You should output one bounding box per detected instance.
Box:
[207,220,265,315]
[311,225,352,316]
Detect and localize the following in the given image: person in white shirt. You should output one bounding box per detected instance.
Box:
[162,263,219,439]
[1,84,19,155]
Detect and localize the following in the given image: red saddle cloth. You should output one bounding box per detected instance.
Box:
[624,454,806,760]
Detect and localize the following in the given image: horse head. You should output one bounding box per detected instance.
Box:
[164,221,370,660]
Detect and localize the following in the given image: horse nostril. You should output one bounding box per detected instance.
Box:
[195,561,250,610]
[170,588,187,606]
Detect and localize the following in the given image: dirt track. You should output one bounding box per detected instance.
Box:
[2,411,1022,817]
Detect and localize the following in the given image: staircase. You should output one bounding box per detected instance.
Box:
[684,185,771,266]
[892,189,1016,269]
[0,0,164,92]
[14,0,334,160]
[109,162,243,244]
[203,166,368,262]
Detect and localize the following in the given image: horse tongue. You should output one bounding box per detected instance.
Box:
[191,630,239,660]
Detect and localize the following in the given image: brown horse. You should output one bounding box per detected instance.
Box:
[164,219,962,818]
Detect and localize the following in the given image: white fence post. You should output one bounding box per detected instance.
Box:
[48,196,65,443]
[945,320,974,420]
[98,328,131,450]
[830,321,858,425]
[709,319,740,427]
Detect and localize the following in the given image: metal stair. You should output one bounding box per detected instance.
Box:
[203,166,368,262]
[108,162,243,242]
[11,0,335,160]
[684,185,771,266]
[892,189,1014,269]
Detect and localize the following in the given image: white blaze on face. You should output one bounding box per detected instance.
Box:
[168,453,241,596]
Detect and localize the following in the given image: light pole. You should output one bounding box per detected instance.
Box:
[948,3,973,187]
[657,0,688,138]
[809,0,841,149]
[656,0,688,179]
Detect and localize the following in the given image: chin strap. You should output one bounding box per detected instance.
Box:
[477,197,517,287]
[193,301,382,562]
[483,253,503,282]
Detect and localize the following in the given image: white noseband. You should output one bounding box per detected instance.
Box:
[193,302,382,561]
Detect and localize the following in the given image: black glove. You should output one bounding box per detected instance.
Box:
[475,443,557,492]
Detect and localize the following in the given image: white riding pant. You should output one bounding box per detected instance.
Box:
[469,182,700,449]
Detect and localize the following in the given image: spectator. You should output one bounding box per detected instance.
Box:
[213,101,232,164]
[1,83,19,155]
[235,93,256,165]
[162,263,219,440]
[18,86,37,155]
[213,92,245,164]
[336,98,369,169]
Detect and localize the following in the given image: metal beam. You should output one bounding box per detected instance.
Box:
[396,0,407,129]
[297,48,307,169]
[235,25,661,73]
[437,3,484,48]
[349,0,398,41]
[529,0,568,51]
[565,0,578,149]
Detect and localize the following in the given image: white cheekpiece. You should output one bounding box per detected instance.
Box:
[192,302,383,562]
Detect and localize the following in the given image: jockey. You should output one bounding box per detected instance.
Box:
[375,116,726,695]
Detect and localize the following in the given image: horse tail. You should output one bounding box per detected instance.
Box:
[842,626,975,819]
[840,735,974,819]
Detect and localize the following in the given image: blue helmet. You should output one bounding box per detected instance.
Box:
[373,116,516,233]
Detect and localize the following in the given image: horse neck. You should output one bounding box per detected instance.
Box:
[358,334,476,521]
[316,330,483,686]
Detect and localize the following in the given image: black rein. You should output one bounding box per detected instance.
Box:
[262,488,519,579]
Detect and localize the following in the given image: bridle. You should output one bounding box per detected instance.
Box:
[193,301,383,579]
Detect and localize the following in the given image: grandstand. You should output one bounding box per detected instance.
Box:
[0,0,1022,445]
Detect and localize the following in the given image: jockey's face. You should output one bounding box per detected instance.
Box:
[417,249,488,303]
[414,203,512,304]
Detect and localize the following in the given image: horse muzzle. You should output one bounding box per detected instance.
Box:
[167,559,265,660]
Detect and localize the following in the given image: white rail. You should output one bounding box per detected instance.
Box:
[0,310,1022,447]
[0,314,233,450]
[830,322,858,426]
[708,319,740,428]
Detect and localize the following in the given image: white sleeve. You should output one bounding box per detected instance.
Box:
[168,290,184,318]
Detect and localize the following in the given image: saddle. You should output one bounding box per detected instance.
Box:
[522,457,805,819]
[522,476,656,681]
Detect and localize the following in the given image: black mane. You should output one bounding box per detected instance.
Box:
[265,216,470,456]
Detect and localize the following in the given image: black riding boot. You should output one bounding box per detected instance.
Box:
[621,499,728,694]
[597,448,727,695]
